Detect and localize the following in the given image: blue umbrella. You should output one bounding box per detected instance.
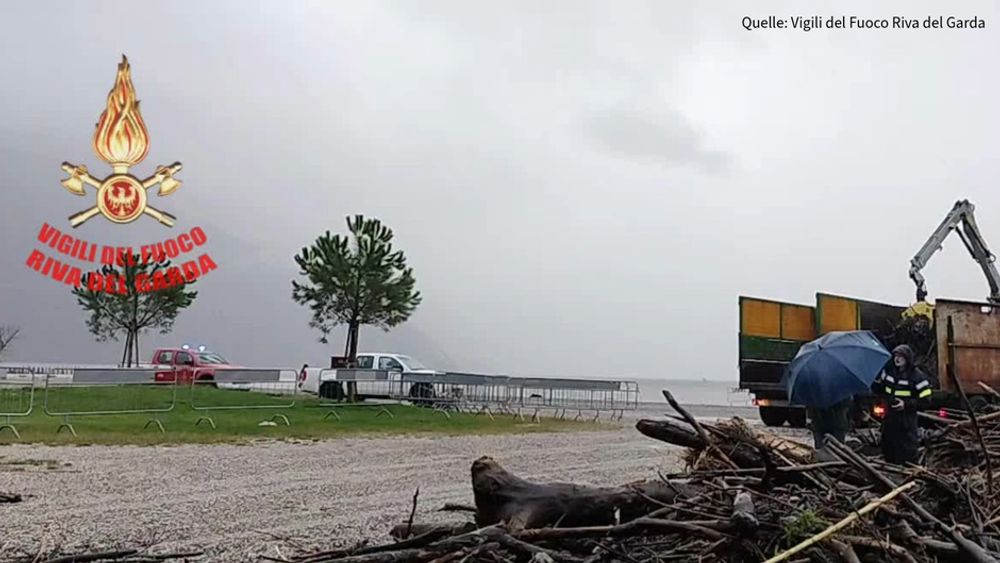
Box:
[785,331,891,408]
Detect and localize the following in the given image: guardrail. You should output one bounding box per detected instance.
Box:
[0,368,35,439]
[43,368,178,436]
[189,368,298,428]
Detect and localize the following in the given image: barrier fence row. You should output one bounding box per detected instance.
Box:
[0,366,639,438]
[0,366,297,438]
[315,369,639,422]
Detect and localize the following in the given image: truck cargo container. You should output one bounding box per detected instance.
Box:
[737,296,815,427]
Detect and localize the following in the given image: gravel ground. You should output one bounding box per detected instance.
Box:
[0,405,791,562]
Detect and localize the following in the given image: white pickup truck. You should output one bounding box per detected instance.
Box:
[298,352,441,402]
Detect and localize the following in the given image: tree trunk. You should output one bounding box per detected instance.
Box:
[343,322,361,402]
[470,456,691,530]
[126,328,136,367]
[348,322,360,364]
[121,330,132,368]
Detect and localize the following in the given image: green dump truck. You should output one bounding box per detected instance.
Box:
[740,293,1000,426]
[738,293,905,427]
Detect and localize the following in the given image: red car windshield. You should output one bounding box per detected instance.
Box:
[196,352,229,365]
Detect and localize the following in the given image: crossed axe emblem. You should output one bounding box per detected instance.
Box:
[60,161,182,228]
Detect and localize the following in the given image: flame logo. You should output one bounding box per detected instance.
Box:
[92,55,150,170]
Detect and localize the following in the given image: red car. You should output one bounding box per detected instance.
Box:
[152,347,240,383]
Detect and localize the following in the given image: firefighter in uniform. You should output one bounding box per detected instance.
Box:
[874,344,933,464]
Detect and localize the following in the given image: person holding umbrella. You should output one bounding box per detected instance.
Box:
[873,344,933,464]
[784,331,891,460]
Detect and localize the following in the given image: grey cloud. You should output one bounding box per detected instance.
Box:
[580,104,733,173]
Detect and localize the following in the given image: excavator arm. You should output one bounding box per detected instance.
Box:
[909,199,1000,304]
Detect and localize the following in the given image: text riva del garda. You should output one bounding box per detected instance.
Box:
[25,223,218,294]
[743,16,985,32]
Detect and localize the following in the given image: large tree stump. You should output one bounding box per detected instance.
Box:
[471,457,690,530]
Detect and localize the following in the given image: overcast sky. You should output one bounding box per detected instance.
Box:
[2,1,999,381]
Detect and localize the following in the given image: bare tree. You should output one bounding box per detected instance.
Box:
[0,326,20,359]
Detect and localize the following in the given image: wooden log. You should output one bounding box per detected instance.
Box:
[827,539,861,563]
[300,546,457,563]
[41,551,139,563]
[635,418,706,449]
[838,536,918,563]
[636,419,765,468]
[471,456,691,530]
[389,522,476,541]
[636,419,856,485]
[663,390,739,469]
[437,503,476,514]
[477,528,583,563]
[735,421,813,465]
[889,520,960,558]
[513,517,729,542]
[637,417,814,466]
[307,528,504,563]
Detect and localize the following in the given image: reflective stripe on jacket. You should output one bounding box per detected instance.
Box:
[878,369,932,399]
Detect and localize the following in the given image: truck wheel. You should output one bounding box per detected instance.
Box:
[197,374,217,389]
[759,406,787,427]
[408,382,436,407]
[786,408,807,428]
[319,381,345,401]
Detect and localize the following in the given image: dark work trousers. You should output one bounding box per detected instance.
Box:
[881,408,920,464]
[809,399,851,461]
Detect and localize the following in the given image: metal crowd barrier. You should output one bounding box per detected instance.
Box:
[189,368,298,428]
[312,369,639,422]
[0,368,36,439]
[511,378,638,421]
[391,372,513,419]
[314,369,400,420]
[43,368,178,436]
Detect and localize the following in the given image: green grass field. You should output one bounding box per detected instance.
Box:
[0,385,603,445]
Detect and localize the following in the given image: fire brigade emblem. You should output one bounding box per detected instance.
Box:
[60,55,182,228]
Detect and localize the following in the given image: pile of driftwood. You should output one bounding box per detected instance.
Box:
[286,391,1000,563]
